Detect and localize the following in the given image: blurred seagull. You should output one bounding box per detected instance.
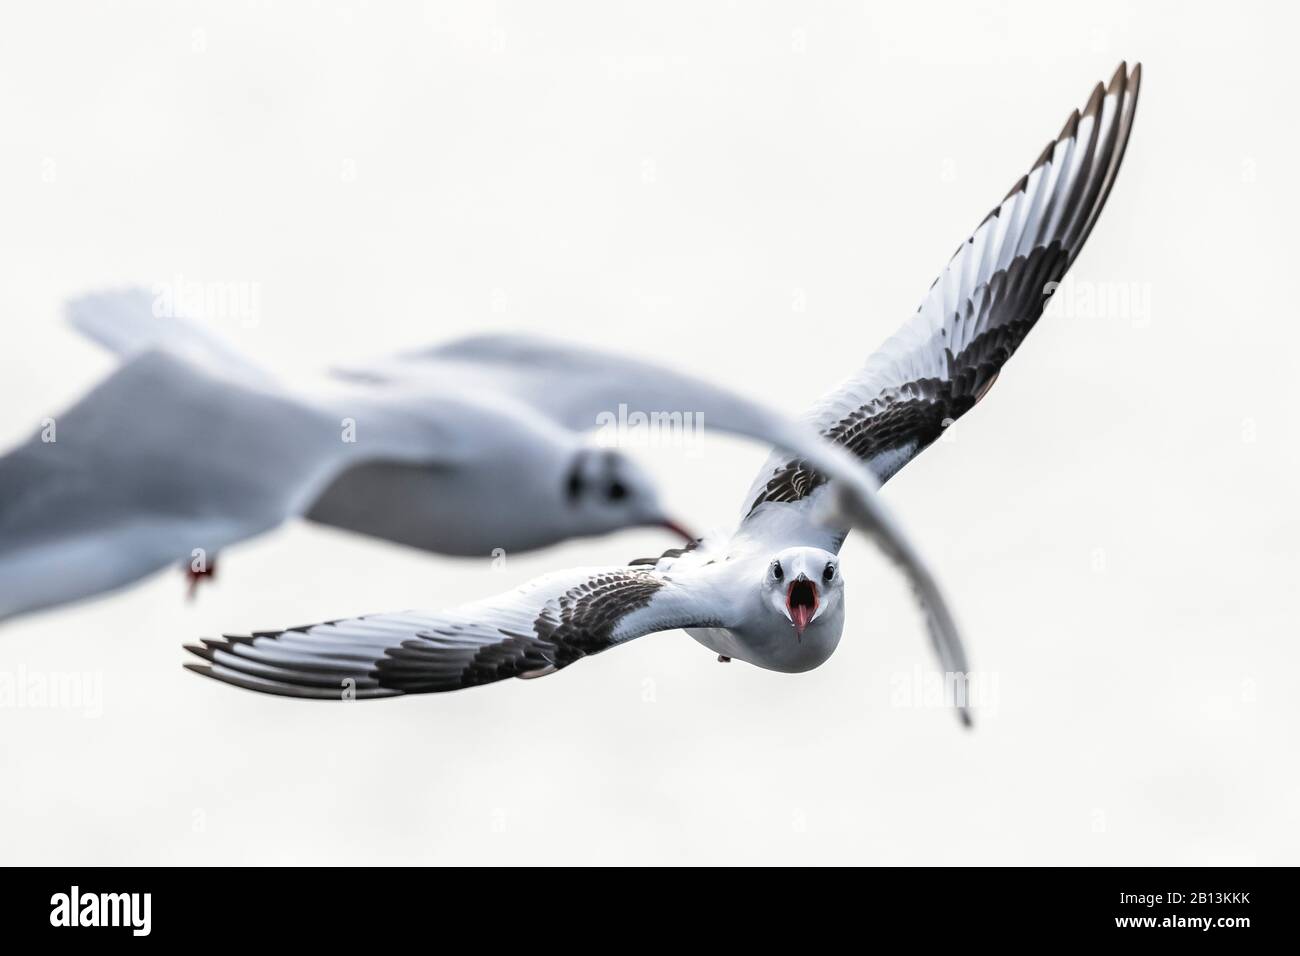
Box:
[185,63,1141,726]
[0,289,949,631]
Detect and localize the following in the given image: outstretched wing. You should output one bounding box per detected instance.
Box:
[743,62,1141,517]
[66,287,270,386]
[184,566,727,699]
[335,332,816,453]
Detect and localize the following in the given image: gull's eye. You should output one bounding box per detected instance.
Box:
[566,469,584,501]
[823,563,836,583]
[771,561,784,581]
[606,480,628,501]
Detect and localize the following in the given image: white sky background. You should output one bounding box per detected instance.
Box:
[0,0,1296,865]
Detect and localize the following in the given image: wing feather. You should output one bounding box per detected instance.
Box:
[741,63,1141,520]
[184,566,725,700]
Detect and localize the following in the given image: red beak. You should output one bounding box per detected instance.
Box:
[660,519,696,543]
[786,576,819,640]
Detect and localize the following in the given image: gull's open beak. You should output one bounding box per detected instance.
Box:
[659,519,696,543]
[785,574,819,642]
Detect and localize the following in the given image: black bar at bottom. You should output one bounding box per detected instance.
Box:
[0,866,1281,943]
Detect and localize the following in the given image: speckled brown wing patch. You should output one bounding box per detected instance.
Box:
[747,242,1068,514]
[530,570,664,664]
[744,64,1139,520]
[331,569,663,691]
[185,569,669,699]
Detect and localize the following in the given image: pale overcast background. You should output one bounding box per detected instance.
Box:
[0,1,1295,865]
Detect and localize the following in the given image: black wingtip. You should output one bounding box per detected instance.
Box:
[1107,61,1126,96]
[1002,173,1029,203]
[1031,138,1055,172]
[959,708,974,730]
[1057,107,1080,143]
[184,662,214,678]
[1083,81,1105,119]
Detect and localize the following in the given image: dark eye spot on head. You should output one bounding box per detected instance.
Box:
[771,561,784,581]
[565,464,584,502]
[823,563,836,583]
[606,480,628,501]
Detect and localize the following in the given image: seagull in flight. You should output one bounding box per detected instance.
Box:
[185,63,1141,726]
[0,290,943,626]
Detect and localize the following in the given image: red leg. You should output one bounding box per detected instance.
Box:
[185,555,219,600]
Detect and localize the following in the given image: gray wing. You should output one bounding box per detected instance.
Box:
[66,287,270,386]
[743,62,1141,516]
[184,565,726,699]
[826,482,972,725]
[335,332,813,451]
[0,349,391,622]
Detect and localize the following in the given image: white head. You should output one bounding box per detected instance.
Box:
[761,546,845,642]
[562,448,694,542]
